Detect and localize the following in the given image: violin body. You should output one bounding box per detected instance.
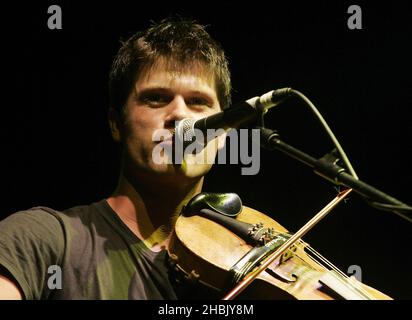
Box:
[168,205,391,300]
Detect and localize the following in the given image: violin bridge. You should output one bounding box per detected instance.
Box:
[279,245,297,265]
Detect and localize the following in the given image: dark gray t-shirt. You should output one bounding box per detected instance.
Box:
[0,200,178,299]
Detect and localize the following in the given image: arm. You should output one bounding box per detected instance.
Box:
[0,208,65,300]
[0,274,22,300]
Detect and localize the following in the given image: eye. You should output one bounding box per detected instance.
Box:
[139,93,171,106]
[186,97,212,108]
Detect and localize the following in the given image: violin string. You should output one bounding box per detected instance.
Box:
[298,244,374,299]
[296,240,375,299]
[283,233,347,278]
[301,242,348,278]
[276,232,374,299]
[296,241,337,274]
[276,233,337,275]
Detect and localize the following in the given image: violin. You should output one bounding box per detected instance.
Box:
[167,193,391,300]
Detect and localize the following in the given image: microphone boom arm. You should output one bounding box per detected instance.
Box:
[259,127,412,223]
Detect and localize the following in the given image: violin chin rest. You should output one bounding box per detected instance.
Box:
[183,192,242,217]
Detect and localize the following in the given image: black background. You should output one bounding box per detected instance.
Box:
[1,1,411,299]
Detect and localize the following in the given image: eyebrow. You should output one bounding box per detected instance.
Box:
[138,86,169,93]
[137,86,216,100]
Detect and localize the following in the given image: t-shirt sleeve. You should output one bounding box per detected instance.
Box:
[0,209,65,300]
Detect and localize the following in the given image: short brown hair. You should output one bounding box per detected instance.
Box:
[109,17,232,112]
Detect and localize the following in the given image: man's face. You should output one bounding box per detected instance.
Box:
[115,60,224,181]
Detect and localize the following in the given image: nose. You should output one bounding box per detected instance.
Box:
[164,96,190,129]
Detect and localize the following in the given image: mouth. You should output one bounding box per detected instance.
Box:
[156,134,174,147]
[158,139,173,146]
[153,128,174,144]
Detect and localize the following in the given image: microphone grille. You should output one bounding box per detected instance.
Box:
[181,118,196,141]
[174,118,197,149]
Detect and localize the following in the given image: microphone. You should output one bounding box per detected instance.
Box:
[174,87,293,147]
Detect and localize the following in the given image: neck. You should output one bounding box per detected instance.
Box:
[107,172,203,251]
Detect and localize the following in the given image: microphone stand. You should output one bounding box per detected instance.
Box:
[258,127,412,223]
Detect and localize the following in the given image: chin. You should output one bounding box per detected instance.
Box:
[151,161,211,180]
[178,160,214,178]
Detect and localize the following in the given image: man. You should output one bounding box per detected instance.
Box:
[0,17,230,299]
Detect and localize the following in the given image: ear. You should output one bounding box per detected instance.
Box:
[108,108,122,143]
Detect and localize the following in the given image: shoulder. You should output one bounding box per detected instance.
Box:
[0,200,110,241]
[39,200,120,246]
[27,199,110,225]
[0,206,64,237]
[58,199,114,232]
[0,200,112,300]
